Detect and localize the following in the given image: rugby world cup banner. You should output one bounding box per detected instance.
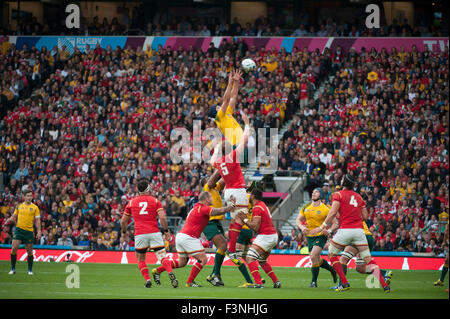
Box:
[0,248,445,270]
[6,36,448,54]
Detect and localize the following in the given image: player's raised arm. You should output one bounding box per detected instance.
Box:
[228,69,242,112]
[239,212,261,233]
[207,169,221,190]
[234,110,250,157]
[210,196,236,216]
[210,138,222,165]
[220,70,234,114]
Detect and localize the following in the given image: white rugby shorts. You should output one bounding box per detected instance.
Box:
[252,233,278,253]
[175,232,204,257]
[331,228,368,248]
[224,188,248,218]
[135,232,165,250]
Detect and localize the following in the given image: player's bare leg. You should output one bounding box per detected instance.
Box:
[235,242,254,287]
[186,252,208,287]
[245,244,279,288]
[136,249,152,288]
[309,245,336,287]
[151,247,178,288]
[207,234,227,286]
[25,243,34,275]
[359,247,390,292]
[9,239,21,274]
[227,217,244,261]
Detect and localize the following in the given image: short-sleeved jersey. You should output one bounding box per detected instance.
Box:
[251,200,276,235]
[214,149,246,189]
[204,183,224,221]
[363,221,372,236]
[241,194,253,230]
[332,189,365,229]
[181,202,214,239]
[14,202,40,232]
[124,195,163,236]
[299,202,330,237]
[215,106,243,146]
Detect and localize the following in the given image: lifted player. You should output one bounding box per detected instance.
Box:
[202,171,253,287]
[236,188,281,288]
[154,191,236,287]
[310,174,390,292]
[211,110,250,263]
[121,179,176,288]
[296,188,338,287]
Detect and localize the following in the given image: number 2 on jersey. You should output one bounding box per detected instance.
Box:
[139,202,148,215]
[349,195,358,207]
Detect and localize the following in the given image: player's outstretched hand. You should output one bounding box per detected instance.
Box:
[233,69,242,82]
[240,110,249,125]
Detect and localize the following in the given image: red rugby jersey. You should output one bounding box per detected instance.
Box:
[180,202,213,239]
[332,189,365,229]
[124,195,163,236]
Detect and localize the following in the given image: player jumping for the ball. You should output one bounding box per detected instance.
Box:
[211,109,250,264]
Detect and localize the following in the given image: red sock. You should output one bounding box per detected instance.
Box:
[330,256,348,285]
[157,259,179,274]
[368,260,388,288]
[162,257,174,273]
[187,262,203,284]
[248,260,263,285]
[228,223,242,253]
[261,262,278,283]
[138,261,150,281]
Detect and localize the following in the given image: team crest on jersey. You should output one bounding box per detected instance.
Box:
[30,208,33,211]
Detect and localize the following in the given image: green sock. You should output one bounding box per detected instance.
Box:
[212,251,225,277]
[320,259,334,273]
[238,263,253,283]
[11,253,17,270]
[27,254,34,272]
[311,266,320,283]
[440,266,448,282]
[380,269,387,277]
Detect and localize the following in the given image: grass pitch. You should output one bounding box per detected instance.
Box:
[0,261,448,299]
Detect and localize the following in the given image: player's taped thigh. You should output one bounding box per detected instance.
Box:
[246,247,266,262]
[358,247,371,260]
[341,250,355,262]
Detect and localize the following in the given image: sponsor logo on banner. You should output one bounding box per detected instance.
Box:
[1,249,443,270]
[19,250,95,263]
[57,37,103,54]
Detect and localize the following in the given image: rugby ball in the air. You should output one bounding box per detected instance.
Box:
[241,58,256,72]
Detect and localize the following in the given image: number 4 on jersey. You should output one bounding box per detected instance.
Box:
[349,195,358,207]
